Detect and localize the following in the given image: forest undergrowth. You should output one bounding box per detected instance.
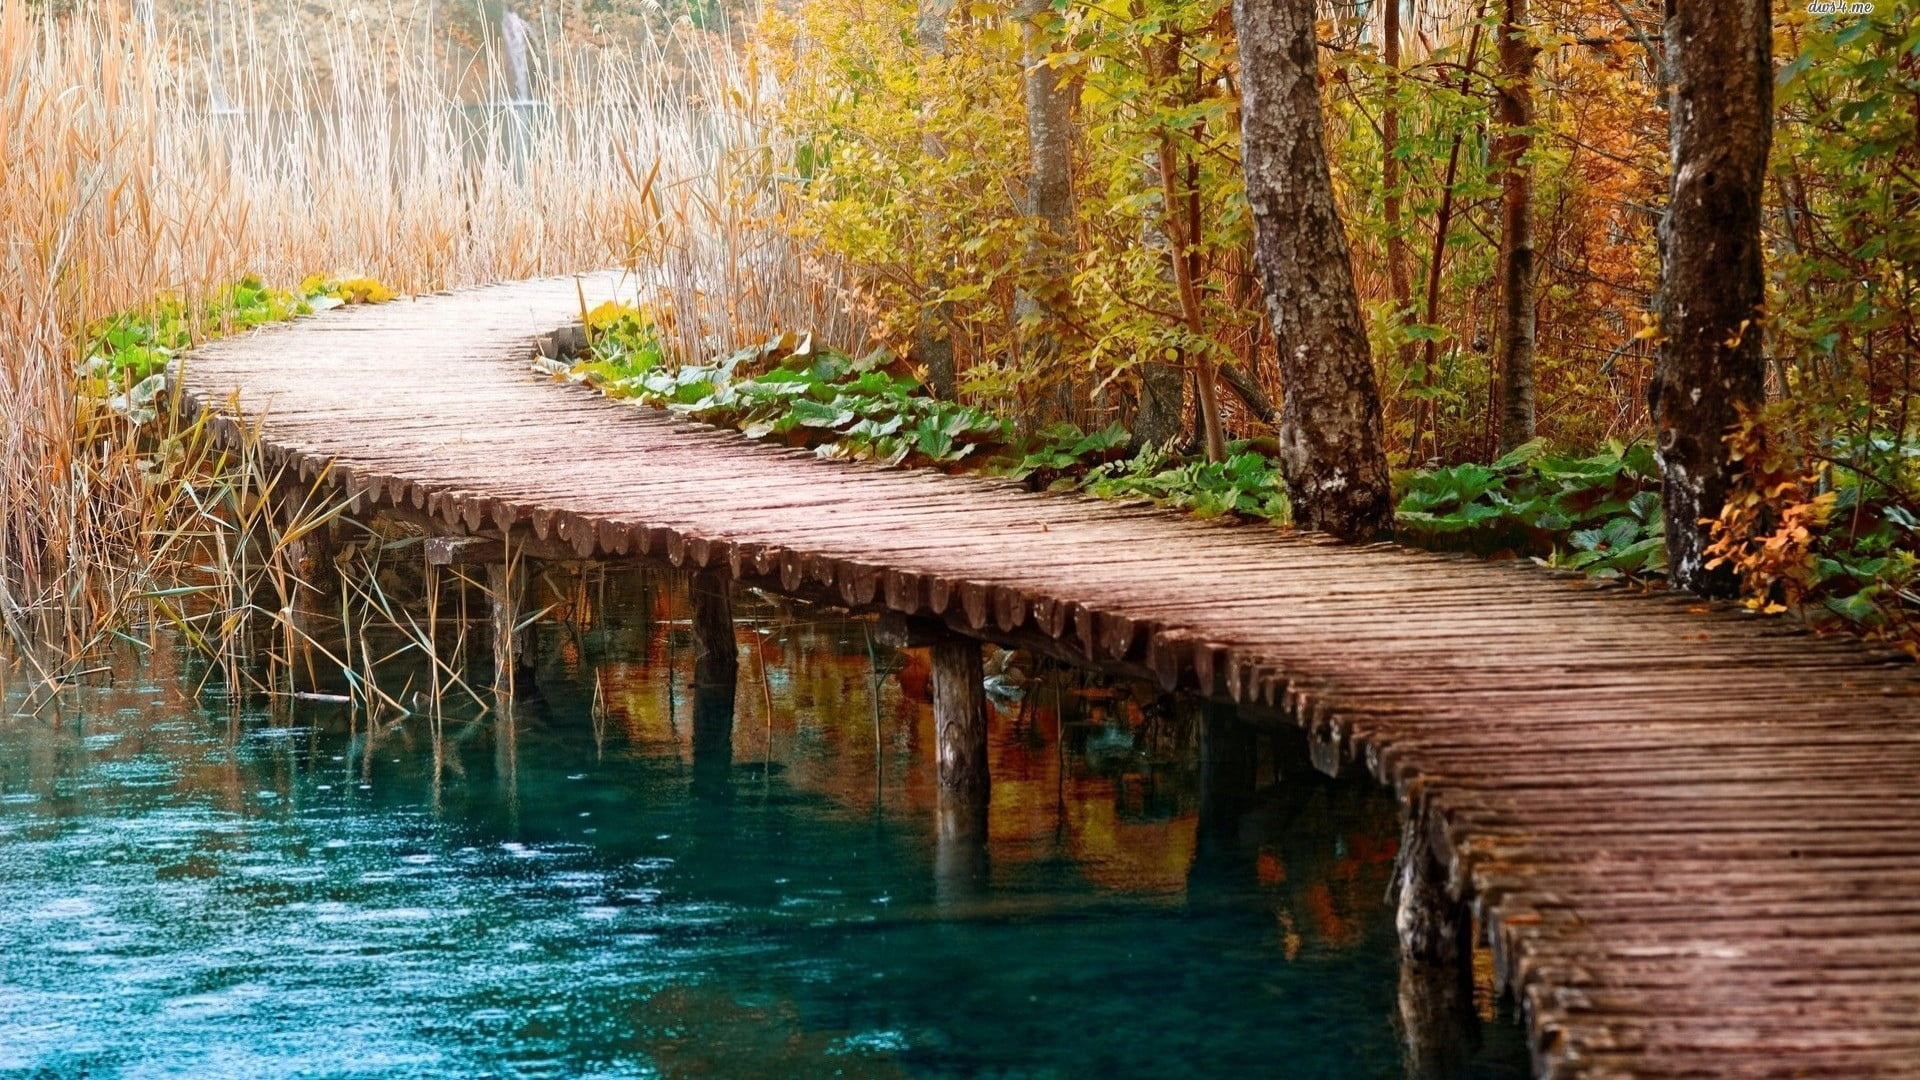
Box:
[6,0,1920,682]
[549,294,1920,656]
[0,1,823,688]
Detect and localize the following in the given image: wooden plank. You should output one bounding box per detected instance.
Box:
[182,274,1920,1080]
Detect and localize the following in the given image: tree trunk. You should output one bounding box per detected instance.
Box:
[1381,0,1414,387]
[916,0,958,398]
[1218,359,1277,425]
[1158,132,1229,463]
[1133,145,1186,448]
[1655,0,1770,595]
[1494,0,1538,454]
[1234,0,1394,539]
[1134,353,1187,448]
[1409,17,1485,465]
[1016,0,1077,420]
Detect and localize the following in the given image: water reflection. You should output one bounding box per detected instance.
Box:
[0,568,1528,1078]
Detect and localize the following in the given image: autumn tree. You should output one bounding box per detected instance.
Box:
[916,0,959,398]
[1015,0,1077,413]
[1234,0,1392,537]
[1380,0,1414,402]
[1494,0,1536,454]
[1654,0,1770,594]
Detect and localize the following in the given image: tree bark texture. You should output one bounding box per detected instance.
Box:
[1495,0,1538,454]
[1133,150,1187,448]
[1015,0,1076,416]
[915,0,959,398]
[1655,0,1770,595]
[1158,133,1229,462]
[1134,352,1187,448]
[1381,0,1415,386]
[1396,805,1467,967]
[930,636,989,800]
[1235,0,1394,538]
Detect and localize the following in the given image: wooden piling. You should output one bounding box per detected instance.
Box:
[934,791,990,904]
[486,560,531,690]
[1396,804,1467,966]
[188,273,1920,1077]
[691,681,735,800]
[1395,801,1476,1074]
[690,568,739,688]
[272,482,338,614]
[1197,701,1257,845]
[930,635,990,800]
[1397,957,1475,1079]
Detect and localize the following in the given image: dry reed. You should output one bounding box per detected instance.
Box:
[0,0,854,678]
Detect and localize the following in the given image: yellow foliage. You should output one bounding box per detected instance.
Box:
[336,277,398,305]
[585,300,645,330]
[1704,411,1837,614]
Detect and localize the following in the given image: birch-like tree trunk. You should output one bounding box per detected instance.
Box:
[1234,0,1393,538]
[915,0,958,398]
[1015,0,1076,418]
[1494,0,1537,454]
[1654,0,1770,594]
[1133,149,1187,448]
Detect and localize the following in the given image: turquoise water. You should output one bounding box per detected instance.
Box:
[0,574,1529,1078]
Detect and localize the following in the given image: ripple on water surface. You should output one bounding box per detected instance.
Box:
[0,592,1529,1079]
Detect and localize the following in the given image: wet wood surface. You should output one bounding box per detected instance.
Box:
[185,274,1920,1078]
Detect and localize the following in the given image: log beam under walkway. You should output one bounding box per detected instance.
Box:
[185,274,1920,1079]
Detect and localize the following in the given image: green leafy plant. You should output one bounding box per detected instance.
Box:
[1396,438,1667,578]
[1081,442,1289,521]
[551,325,1295,520]
[554,315,1011,467]
[78,276,395,424]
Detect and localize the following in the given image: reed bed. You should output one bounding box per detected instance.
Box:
[0,1,852,684]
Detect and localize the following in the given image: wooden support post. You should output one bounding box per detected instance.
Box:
[1397,959,1474,1080]
[931,634,990,800]
[486,560,532,691]
[1188,700,1258,894]
[690,568,739,688]
[1270,724,1314,784]
[1394,800,1475,1076]
[1197,701,1257,846]
[934,790,989,904]
[268,483,342,695]
[272,482,339,614]
[882,612,993,799]
[1396,805,1467,966]
[691,681,736,801]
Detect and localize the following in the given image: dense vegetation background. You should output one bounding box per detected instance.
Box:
[2,0,1917,661]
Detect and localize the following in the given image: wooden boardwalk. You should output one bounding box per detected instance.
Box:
[186,274,1920,1078]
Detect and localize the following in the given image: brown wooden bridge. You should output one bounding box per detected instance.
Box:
[185,274,1920,1078]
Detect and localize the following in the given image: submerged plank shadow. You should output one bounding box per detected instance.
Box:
[185,273,1920,1079]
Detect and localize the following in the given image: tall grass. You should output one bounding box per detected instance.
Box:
[0,1,852,667]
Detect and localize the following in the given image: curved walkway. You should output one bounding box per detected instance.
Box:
[186,274,1920,1078]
